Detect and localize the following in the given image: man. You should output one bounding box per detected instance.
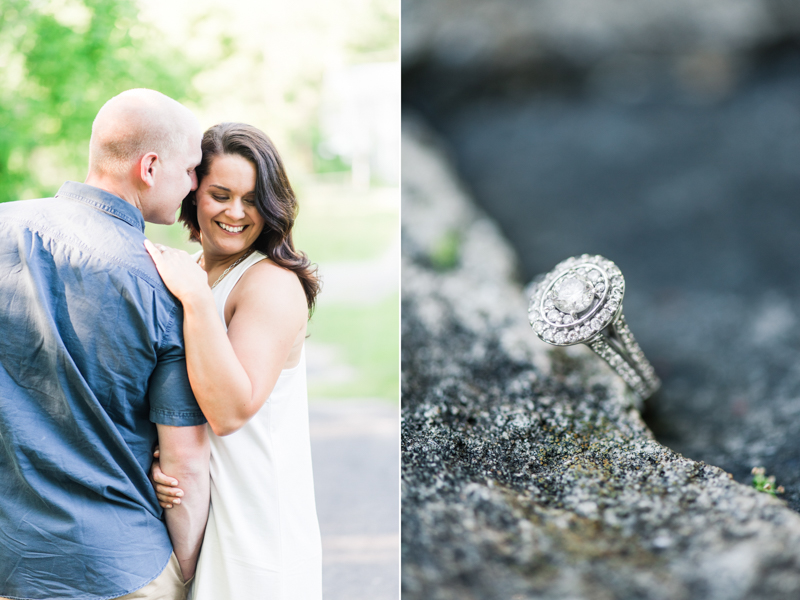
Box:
[0,89,209,600]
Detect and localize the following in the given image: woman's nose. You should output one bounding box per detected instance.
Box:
[227,199,246,219]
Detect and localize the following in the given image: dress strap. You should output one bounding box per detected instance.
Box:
[210,251,268,328]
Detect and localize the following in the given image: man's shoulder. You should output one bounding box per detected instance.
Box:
[0,196,71,248]
[0,195,58,216]
[0,195,96,233]
[0,196,176,307]
[0,196,56,206]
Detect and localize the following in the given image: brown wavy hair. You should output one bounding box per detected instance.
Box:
[179,122,320,313]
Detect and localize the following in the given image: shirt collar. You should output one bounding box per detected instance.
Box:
[55,181,146,232]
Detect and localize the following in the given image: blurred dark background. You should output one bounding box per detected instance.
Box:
[403,0,800,510]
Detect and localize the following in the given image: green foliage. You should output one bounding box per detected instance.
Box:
[0,0,200,203]
[751,467,784,496]
[346,0,399,60]
[306,122,351,175]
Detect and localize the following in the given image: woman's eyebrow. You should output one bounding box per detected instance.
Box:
[208,184,232,192]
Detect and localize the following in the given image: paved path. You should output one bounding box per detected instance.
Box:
[309,400,399,600]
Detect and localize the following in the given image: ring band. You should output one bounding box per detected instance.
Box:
[527,254,660,399]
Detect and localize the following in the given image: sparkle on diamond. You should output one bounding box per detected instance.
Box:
[552,273,595,314]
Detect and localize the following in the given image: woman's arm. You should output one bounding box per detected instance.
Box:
[144,241,307,436]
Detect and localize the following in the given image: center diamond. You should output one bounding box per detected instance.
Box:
[552,273,595,314]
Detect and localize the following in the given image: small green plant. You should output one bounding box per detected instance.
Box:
[751,467,785,496]
[429,230,461,271]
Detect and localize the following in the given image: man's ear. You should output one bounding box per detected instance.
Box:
[139,152,159,188]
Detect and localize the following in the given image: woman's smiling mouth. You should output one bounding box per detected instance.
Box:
[217,222,246,234]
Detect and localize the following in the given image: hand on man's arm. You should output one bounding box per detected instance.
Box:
[155,423,210,582]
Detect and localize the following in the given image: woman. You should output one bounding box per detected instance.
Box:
[145,122,322,599]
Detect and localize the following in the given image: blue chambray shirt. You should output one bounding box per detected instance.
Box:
[0,182,206,600]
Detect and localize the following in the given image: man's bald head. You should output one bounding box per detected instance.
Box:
[88,89,199,177]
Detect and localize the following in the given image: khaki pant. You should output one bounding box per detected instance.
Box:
[0,553,191,600]
[114,553,190,600]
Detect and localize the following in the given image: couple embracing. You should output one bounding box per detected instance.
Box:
[0,89,322,599]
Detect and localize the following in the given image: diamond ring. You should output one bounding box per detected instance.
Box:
[527,254,660,400]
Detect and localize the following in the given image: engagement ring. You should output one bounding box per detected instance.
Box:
[527,254,660,399]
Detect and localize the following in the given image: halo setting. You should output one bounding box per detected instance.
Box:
[527,254,660,400]
[528,255,624,347]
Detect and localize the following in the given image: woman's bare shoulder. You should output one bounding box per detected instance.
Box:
[231,256,306,310]
[242,256,301,285]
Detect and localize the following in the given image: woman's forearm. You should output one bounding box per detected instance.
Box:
[181,289,254,435]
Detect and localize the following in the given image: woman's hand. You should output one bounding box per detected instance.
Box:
[150,446,185,509]
[144,240,210,304]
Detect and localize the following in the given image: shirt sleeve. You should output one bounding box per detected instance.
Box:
[149,306,207,426]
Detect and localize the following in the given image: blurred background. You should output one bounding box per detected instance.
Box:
[403,0,800,512]
[0,0,399,597]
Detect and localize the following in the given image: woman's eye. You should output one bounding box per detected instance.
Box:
[244,197,256,205]
[212,195,227,201]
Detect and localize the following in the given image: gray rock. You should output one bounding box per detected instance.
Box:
[401,119,800,599]
[403,0,800,70]
[408,63,800,514]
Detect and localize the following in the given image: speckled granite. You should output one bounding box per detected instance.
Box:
[401,120,800,599]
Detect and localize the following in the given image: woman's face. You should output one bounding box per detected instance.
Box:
[195,153,265,259]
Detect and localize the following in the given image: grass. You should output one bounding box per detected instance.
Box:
[307,292,399,401]
[292,183,398,264]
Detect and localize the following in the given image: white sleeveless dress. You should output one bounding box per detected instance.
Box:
[190,251,322,600]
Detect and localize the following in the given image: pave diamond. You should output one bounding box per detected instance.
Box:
[552,273,595,314]
[546,309,562,323]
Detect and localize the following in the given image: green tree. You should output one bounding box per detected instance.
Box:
[0,0,200,203]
